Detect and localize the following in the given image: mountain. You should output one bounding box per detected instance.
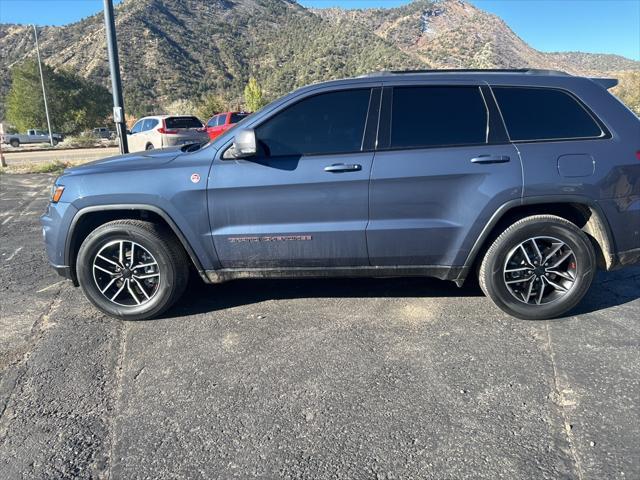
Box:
[1,0,638,119]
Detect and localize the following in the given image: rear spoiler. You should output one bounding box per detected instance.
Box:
[589,77,618,89]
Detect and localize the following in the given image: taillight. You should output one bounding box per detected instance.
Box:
[158,119,178,135]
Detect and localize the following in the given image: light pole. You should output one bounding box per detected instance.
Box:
[33,25,54,147]
[103,0,128,154]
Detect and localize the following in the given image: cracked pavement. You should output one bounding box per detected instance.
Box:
[1,173,639,479]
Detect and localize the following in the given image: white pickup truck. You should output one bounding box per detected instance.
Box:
[1,129,64,147]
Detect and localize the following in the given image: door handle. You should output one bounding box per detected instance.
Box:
[470,155,510,164]
[324,163,362,173]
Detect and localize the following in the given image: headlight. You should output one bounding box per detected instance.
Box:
[51,185,65,203]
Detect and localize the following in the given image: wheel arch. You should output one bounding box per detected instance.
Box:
[65,205,208,286]
[462,196,617,282]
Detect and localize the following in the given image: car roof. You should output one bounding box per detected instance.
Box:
[296,68,617,91]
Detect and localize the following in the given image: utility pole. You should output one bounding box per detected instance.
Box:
[33,25,54,147]
[103,0,128,154]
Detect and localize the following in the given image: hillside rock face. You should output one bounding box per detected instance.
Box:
[1,0,638,117]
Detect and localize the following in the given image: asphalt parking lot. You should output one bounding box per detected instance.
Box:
[0,173,638,479]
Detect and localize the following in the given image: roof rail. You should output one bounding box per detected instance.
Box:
[360,68,570,77]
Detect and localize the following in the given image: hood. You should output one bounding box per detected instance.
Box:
[64,146,185,176]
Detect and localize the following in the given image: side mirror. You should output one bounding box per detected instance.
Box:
[231,128,257,158]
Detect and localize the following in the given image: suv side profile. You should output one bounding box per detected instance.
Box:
[41,69,640,321]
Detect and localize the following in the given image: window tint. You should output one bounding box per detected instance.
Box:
[493,87,603,141]
[217,114,227,126]
[165,116,203,129]
[207,116,219,128]
[256,89,371,156]
[230,113,249,124]
[390,87,487,149]
[131,120,143,134]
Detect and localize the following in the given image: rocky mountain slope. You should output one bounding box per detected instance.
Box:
[1,0,638,117]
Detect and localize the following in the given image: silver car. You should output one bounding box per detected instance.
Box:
[127,115,209,152]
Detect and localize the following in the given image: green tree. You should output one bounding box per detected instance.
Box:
[6,59,111,134]
[243,77,266,112]
[195,94,226,121]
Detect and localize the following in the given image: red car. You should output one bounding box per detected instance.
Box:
[205,112,251,140]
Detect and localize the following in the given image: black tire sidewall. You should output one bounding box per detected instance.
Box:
[77,224,180,319]
[484,220,596,320]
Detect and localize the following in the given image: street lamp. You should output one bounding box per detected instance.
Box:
[32,25,54,147]
[103,0,128,154]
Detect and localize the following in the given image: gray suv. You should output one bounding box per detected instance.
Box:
[41,69,640,320]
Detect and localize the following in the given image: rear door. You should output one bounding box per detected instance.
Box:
[208,86,380,268]
[367,81,521,267]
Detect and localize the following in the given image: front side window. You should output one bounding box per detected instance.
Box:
[390,86,488,149]
[131,120,144,134]
[207,115,219,128]
[256,89,371,157]
[492,87,603,141]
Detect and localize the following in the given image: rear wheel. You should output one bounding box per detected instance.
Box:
[9,139,19,147]
[76,220,189,320]
[146,143,154,150]
[479,215,596,320]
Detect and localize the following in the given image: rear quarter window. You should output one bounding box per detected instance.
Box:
[166,116,203,129]
[492,87,604,141]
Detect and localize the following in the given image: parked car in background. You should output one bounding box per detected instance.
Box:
[92,127,115,139]
[2,129,64,147]
[127,115,208,152]
[206,111,250,140]
[41,69,640,321]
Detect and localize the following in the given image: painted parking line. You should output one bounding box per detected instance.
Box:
[5,247,23,262]
[2,216,14,225]
[37,280,66,293]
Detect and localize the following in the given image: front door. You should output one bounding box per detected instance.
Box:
[208,86,379,268]
[367,83,522,267]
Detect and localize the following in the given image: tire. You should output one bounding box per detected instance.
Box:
[52,139,59,146]
[9,139,19,148]
[145,143,154,150]
[76,220,189,320]
[479,215,596,320]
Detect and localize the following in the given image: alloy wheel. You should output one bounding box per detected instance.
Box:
[503,236,577,305]
[92,240,160,307]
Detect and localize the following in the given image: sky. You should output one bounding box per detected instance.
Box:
[0,0,638,60]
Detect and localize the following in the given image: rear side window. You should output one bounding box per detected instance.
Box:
[256,89,371,156]
[142,119,158,131]
[390,86,488,149]
[492,87,603,141]
[166,116,203,129]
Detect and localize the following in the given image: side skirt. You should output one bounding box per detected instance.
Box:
[205,265,469,287]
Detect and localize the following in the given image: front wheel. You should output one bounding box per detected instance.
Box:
[479,215,596,320]
[9,139,19,148]
[76,220,189,320]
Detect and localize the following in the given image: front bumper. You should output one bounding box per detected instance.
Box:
[41,200,78,285]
